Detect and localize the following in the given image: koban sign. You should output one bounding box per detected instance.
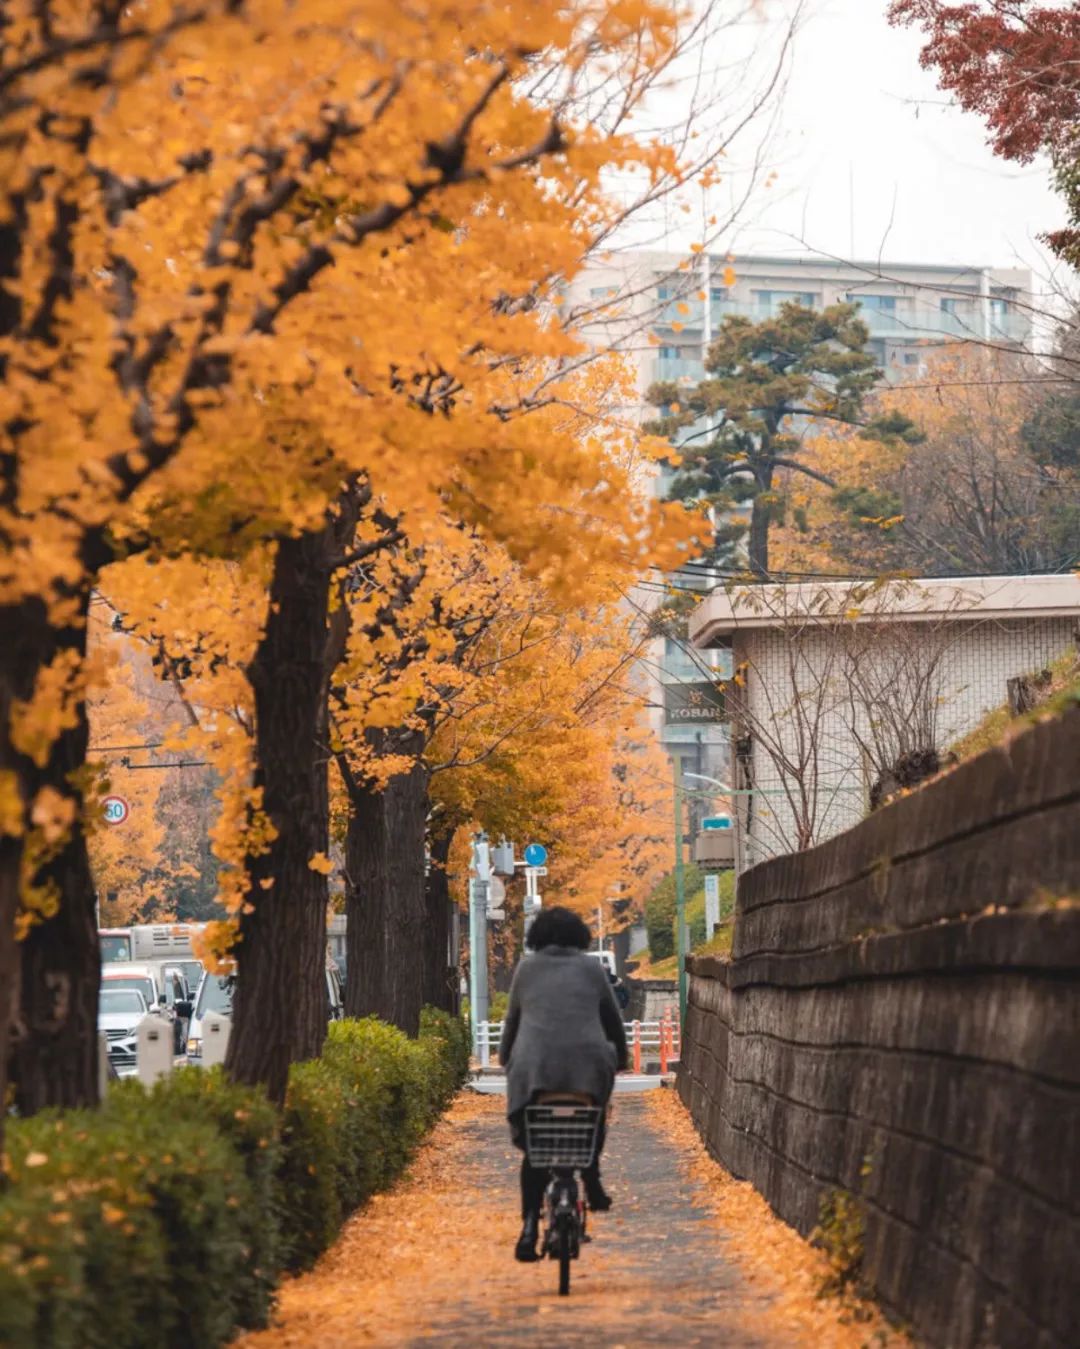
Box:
[663,680,726,724]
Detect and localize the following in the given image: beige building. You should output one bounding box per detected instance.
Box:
[689,575,1080,872]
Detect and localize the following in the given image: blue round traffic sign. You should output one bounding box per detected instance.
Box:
[523,842,548,867]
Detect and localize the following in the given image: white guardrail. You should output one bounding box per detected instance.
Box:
[474,1014,680,1071]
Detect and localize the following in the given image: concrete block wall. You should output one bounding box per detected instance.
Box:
[677,706,1080,1348]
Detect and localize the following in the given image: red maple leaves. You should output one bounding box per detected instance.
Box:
[889,2,1080,163]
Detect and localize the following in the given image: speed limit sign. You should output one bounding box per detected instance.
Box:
[102,795,130,826]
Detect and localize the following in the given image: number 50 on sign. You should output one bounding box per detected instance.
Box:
[102,795,130,826]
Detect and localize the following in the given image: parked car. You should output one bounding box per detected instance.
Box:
[186,957,344,1062]
[101,962,193,1055]
[98,986,149,1077]
[174,958,205,996]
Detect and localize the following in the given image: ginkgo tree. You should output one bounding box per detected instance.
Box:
[1,0,710,1117]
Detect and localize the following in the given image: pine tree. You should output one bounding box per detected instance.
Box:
[646,302,906,576]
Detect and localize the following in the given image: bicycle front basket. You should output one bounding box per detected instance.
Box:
[523,1104,602,1169]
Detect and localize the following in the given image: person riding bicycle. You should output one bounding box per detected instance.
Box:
[499,906,628,1262]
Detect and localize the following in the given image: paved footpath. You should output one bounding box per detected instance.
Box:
[237,1091,901,1349]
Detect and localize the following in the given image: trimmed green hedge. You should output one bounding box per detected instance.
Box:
[0,1008,469,1349]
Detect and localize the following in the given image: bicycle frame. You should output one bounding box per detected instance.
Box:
[542,1167,586,1295]
[524,1099,601,1296]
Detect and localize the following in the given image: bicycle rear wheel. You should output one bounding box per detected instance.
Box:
[557,1224,572,1296]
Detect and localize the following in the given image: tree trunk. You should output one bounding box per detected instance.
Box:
[225,523,343,1101]
[344,728,429,1035]
[422,826,458,1013]
[4,587,101,1119]
[12,702,100,1114]
[748,461,774,577]
[0,608,34,1153]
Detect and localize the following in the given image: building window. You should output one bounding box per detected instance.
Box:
[590,286,614,298]
[868,339,886,364]
[903,351,920,365]
[710,287,728,300]
[754,289,817,311]
[658,345,680,359]
[850,294,897,311]
[657,284,672,301]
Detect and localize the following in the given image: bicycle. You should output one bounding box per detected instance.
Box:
[523,1094,604,1296]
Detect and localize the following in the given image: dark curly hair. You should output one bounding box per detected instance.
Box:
[525,905,592,952]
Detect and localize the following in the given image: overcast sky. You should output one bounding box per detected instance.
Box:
[652,0,1066,287]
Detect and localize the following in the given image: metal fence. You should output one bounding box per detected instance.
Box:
[474,1012,680,1072]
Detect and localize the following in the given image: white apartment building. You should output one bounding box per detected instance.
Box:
[689,574,1080,872]
[566,250,1033,399]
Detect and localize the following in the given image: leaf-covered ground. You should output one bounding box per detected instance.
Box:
[236,1089,904,1347]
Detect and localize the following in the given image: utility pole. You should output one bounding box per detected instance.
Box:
[673,758,688,1026]
[469,832,491,1055]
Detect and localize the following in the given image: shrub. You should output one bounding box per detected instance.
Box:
[0,1007,469,1347]
[109,1069,282,1328]
[277,1058,349,1271]
[419,1006,471,1106]
[0,1104,251,1349]
[644,864,704,960]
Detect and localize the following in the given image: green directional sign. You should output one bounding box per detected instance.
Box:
[663,680,726,725]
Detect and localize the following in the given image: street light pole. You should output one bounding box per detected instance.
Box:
[468,833,491,1055]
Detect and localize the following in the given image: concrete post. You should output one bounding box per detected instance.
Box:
[97,1032,110,1097]
[136,1016,172,1085]
[202,1012,231,1068]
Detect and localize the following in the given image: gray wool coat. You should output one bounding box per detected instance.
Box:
[499,946,629,1121]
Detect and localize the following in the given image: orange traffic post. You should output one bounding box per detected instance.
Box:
[659,1017,669,1074]
[662,1007,674,1069]
[632,1020,642,1074]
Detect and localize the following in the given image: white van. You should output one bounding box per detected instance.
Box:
[186,958,344,1062]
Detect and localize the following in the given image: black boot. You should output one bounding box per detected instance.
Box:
[515,1211,540,1262]
[583,1165,612,1212]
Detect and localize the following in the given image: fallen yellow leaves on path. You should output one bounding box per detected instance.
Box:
[646,1089,907,1348]
[235,1088,906,1348]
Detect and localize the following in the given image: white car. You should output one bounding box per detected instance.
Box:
[101,962,193,1055]
[98,986,149,1076]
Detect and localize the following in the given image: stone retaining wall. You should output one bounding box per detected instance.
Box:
[677,708,1080,1348]
[624,977,678,1025]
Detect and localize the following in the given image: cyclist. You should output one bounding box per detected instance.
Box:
[607,966,631,1011]
[499,906,628,1262]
